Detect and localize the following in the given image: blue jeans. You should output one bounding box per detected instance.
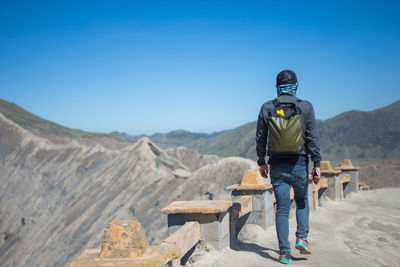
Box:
[270,156,309,253]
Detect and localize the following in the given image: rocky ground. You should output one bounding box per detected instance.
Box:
[187,188,400,267]
[0,113,256,267]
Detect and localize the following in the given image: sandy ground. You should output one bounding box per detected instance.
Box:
[188,188,400,267]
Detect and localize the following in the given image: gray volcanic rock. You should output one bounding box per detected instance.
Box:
[179,157,258,201]
[166,146,221,171]
[0,113,184,266]
[0,112,257,267]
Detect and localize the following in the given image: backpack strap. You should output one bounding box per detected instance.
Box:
[272,98,279,108]
[295,99,302,115]
[271,98,302,117]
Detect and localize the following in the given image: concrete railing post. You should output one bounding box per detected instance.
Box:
[320,161,342,202]
[307,179,315,210]
[335,159,360,196]
[226,170,274,244]
[69,159,367,267]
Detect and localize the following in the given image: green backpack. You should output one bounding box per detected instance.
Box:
[268,99,305,154]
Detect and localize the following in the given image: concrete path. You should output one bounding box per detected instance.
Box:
[188,188,400,267]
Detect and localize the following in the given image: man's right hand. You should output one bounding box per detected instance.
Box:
[260,164,269,178]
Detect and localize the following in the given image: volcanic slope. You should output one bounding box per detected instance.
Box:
[0,112,256,267]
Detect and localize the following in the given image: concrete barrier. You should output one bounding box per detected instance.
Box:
[70,159,369,266]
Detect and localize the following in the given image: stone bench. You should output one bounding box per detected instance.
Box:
[162,200,233,251]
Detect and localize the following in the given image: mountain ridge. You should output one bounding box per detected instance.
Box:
[1,98,399,164]
[0,99,126,149]
[116,100,400,164]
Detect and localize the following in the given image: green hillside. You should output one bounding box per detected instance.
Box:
[116,100,400,164]
[197,122,257,159]
[318,100,400,162]
[0,99,122,141]
[2,97,399,164]
[199,100,400,163]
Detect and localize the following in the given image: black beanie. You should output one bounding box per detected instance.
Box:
[276,70,297,85]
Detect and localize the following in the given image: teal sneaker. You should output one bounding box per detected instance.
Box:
[279,251,292,264]
[295,238,311,254]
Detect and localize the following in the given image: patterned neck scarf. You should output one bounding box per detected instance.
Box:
[276,83,298,96]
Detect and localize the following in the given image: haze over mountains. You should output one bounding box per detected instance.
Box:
[2,98,399,164]
[112,100,400,164]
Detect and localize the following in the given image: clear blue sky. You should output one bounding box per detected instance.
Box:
[1,0,399,135]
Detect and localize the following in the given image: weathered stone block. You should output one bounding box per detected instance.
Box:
[337,159,360,171]
[321,161,333,171]
[320,160,341,176]
[240,169,263,185]
[99,220,149,258]
[339,159,353,169]
[70,220,180,266]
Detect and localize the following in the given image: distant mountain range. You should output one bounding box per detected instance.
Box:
[111,100,400,164]
[1,98,399,164]
[0,99,125,148]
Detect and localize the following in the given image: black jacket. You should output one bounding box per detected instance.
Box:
[256,94,321,167]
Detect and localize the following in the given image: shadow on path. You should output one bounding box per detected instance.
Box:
[233,242,308,263]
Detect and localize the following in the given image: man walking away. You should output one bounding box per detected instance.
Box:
[256,70,321,264]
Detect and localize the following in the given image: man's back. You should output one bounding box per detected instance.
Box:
[256,94,321,167]
[255,70,321,264]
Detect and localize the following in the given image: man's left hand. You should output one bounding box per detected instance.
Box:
[260,165,269,178]
[312,167,321,184]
